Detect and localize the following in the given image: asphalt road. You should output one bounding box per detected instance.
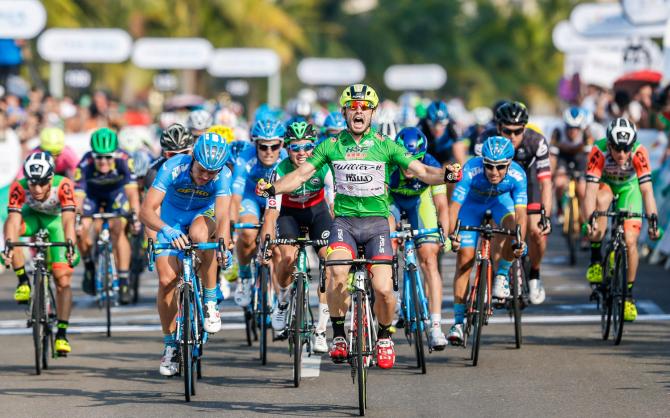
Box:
[0,235,668,418]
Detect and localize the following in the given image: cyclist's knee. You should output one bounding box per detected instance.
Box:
[188,227,210,244]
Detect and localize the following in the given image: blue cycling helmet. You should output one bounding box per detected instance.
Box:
[481,136,515,164]
[563,106,588,129]
[253,104,283,123]
[395,127,427,158]
[251,119,286,141]
[426,100,449,123]
[193,132,229,171]
[323,111,346,132]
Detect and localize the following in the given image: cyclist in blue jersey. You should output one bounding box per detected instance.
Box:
[140,132,233,376]
[75,128,141,304]
[390,127,452,350]
[231,119,287,307]
[446,136,528,345]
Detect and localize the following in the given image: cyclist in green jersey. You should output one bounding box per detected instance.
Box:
[257,84,459,369]
[259,121,334,353]
[4,153,79,354]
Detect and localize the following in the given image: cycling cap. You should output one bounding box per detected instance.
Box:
[23,152,55,182]
[495,101,528,125]
[91,128,118,154]
[251,119,286,141]
[193,132,229,171]
[481,136,515,164]
[606,118,637,149]
[186,109,213,132]
[426,101,449,124]
[39,127,65,155]
[396,127,427,158]
[160,123,194,151]
[339,84,379,108]
[285,121,317,142]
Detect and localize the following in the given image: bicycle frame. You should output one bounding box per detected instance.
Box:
[96,218,119,300]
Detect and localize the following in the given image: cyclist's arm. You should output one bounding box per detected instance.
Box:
[58,178,77,243]
[230,194,242,223]
[215,194,232,249]
[273,161,316,194]
[139,187,167,233]
[640,182,658,219]
[540,177,553,218]
[451,140,468,166]
[406,160,445,185]
[448,201,461,235]
[432,190,450,235]
[61,211,76,245]
[124,184,141,216]
[515,205,528,241]
[536,137,553,216]
[583,181,599,221]
[3,212,22,244]
[259,207,279,242]
[584,146,605,220]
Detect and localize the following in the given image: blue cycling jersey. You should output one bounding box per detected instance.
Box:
[232,145,286,197]
[452,157,527,207]
[152,154,232,211]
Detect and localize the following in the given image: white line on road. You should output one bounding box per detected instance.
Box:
[301,349,321,378]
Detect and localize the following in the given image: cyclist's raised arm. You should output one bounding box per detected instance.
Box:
[273,161,317,195]
[406,160,444,185]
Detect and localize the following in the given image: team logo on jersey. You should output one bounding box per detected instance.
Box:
[321,230,330,239]
[537,141,548,157]
[309,178,322,186]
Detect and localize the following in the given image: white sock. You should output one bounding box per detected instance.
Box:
[430,313,441,328]
[316,303,330,333]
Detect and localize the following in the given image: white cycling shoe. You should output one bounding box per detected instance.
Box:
[492,274,511,299]
[204,301,222,333]
[447,323,464,346]
[428,327,448,351]
[234,278,252,307]
[313,332,328,354]
[272,303,288,331]
[528,278,546,305]
[159,346,179,376]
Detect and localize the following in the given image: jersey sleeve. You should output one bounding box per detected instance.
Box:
[215,166,233,197]
[7,180,26,213]
[57,178,76,211]
[151,160,173,193]
[306,139,330,171]
[74,157,88,195]
[585,146,606,183]
[388,139,415,170]
[511,166,528,207]
[451,160,475,205]
[323,167,335,205]
[118,157,137,186]
[632,145,652,185]
[534,136,552,181]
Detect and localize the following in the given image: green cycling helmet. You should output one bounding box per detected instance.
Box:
[285,121,317,142]
[90,127,118,154]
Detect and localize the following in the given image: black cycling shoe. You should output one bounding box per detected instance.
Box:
[119,285,132,305]
[82,261,96,296]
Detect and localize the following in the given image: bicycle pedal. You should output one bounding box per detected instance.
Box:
[17,300,29,306]
[56,352,68,358]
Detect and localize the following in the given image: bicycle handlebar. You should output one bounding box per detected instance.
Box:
[453,219,522,242]
[390,227,440,240]
[4,239,75,267]
[269,237,329,248]
[319,256,399,292]
[146,238,220,271]
[232,222,262,230]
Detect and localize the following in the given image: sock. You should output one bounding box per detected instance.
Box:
[317,303,330,333]
[627,282,634,298]
[529,267,540,281]
[238,263,252,280]
[331,316,345,339]
[204,287,218,305]
[497,259,512,277]
[14,266,29,285]
[56,320,68,338]
[118,271,129,287]
[454,303,465,325]
[430,313,441,328]
[278,285,290,305]
[590,241,602,264]
[163,333,176,347]
[378,323,392,339]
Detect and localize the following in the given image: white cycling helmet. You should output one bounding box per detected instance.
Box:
[563,106,588,129]
[186,109,213,132]
[606,118,637,149]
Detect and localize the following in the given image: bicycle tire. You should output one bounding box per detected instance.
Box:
[181,287,193,402]
[259,265,269,365]
[32,270,45,375]
[408,265,426,374]
[471,259,488,367]
[600,251,613,340]
[356,292,367,416]
[100,249,112,338]
[44,281,56,369]
[293,273,305,387]
[244,307,254,346]
[612,247,628,345]
[511,260,522,349]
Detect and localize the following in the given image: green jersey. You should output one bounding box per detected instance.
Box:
[307,129,415,217]
[274,158,331,209]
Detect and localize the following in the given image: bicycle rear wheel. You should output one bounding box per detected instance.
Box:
[356,293,367,416]
[181,287,194,402]
[612,247,628,345]
[32,271,45,375]
[292,274,305,387]
[471,259,488,367]
[408,265,426,374]
[511,260,523,349]
[259,265,269,365]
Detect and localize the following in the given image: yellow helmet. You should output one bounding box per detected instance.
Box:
[206,125,235,143]
[339,84,379,109]
[40,127,66,155]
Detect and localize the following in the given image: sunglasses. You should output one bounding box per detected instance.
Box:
[610,143,632,153]
[195,161,221,176]
[500,127,525,136]
[257,143,282,152]
[94,154,114,161]
[28,178,52,186]
[288,143,315,153]
[484,163,510,172]
[345,100,374,111]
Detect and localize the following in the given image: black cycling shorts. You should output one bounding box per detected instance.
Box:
[277,200,332,250]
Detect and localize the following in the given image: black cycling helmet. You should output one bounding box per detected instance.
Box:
[495,101,529,126]
[285,121,317,142]
[160,123,194,151]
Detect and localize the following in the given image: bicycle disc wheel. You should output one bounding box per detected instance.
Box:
[293,274,304,387]
[259,265,269,365]
[356,293,367,416]
[471,259,488,367]
[409,265,426,374]
[511,260,522,349]
[32,272,45,375]
[600,254,613,341]
[181,288,193,402]
[612,247,628,345]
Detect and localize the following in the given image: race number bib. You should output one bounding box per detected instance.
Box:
[332,160,385,197]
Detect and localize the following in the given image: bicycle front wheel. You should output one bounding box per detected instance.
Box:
[100,250,112,338]
[511,260,523,349]
[356,293,367,416]
[292,274,305,387]
[259,265,269,365]
[600,252,613,340]
[181,287,194,402]
[32,271,45,375]
[471,259,488,367]
[44,282,56,368]
[408,265,426,374]
[612,247,628,345]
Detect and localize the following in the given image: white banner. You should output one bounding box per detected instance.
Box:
[552,20,628,54]
[384,64,447,91]
[132,38,213,69]
[207,48,280,77]
[621,0,670,26]
[579,48,625,89]
[0,0,46,39]
[297,58,365,85]
[37,28,132,63]
[571,2,665,38]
